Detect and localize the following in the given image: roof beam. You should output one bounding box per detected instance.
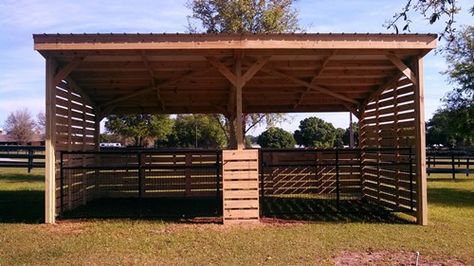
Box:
[53,56,85,86]
[240,56,271,86]
[206,56,239,88]
[386,53,417,85]
[342,103,360,119]
[293,52,335,109]
[260,68,359,105]
[99,68,211,108]
[140,51,164,110]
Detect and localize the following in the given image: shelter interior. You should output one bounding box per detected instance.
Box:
[34,33,436,225]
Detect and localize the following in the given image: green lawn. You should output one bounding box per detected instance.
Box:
[0,168,473,265]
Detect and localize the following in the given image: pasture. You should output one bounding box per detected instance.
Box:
[0,168,472,265]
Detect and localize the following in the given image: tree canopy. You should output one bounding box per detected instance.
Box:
[163,115,227,149]
[443,25,474,110]
[257,127,295,148]
[187,0,300,33]
[427,106,473,147]
[105,114,173,147]
[387,0,473,43]
[3,109,37,145]
[294,117,336,148]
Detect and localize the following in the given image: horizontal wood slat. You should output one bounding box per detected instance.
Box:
[222,150,259,224]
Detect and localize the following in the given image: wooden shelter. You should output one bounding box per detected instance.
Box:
[34,33,436,225]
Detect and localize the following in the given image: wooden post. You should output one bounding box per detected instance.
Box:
[185,153,192,196]
[45,57,57,224]
[414,56,428,225]
[349,113,353,148]
[234,53,244,150]
[94,111,101,200]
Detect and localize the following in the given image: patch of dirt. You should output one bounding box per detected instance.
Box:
[334,250,465,266]
[41,220,87,235]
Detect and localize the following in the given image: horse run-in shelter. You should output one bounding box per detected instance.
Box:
[34,33,436,225]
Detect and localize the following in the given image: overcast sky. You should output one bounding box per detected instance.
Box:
[0,0,473,135]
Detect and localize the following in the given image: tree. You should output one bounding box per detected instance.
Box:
[294,117,336,148]
[443,25,474,110]
[164,114,227,149]
[105,114,173,147]
[334,128,345,148]
[257,127,295,148]
[36,112,46,135]
[426,106,473,147]
[386,0,473,43]
[187,0,300,147]
[342,122,359,147]
[187,0,300,33]
[3,109,37,145]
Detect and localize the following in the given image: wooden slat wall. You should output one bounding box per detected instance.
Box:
[93,152,219,198]
[359,76,417,214]
[222,150,259,224]
[260,150,362,197]
[55,80,98,214]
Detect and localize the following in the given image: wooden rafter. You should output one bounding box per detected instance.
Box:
[240,56,271,86]
[342,103,360,119]
[260,68,359,105]
[206,56,239,88]
[100,68,211,108]
[293,52,335,109]
[386,53,417,85]
[207,56,270,89]
[140,51,164,110]
[53,56,85,86]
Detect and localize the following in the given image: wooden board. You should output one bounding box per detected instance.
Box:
[222,149,259,225]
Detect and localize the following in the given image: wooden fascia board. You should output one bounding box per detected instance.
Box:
[34,34,437,51]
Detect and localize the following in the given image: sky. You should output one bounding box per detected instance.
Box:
[0,0,473,135]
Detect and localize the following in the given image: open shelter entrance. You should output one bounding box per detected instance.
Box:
[34,33,436,225]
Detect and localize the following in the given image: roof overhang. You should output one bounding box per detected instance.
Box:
[33,33,437,116]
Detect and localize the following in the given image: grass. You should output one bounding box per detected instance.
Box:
[0,168,473,265]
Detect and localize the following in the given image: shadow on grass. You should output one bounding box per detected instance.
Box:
[427,177,474,182]
[61,198,222,223]
[428,187,474,207]
[56,197,411,224]
[0,190,44,223]
[0,172,44,183]
[261,197,412,224]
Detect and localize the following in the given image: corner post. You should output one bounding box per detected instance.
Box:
[414,56,427,225]
[45,57,57,224]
